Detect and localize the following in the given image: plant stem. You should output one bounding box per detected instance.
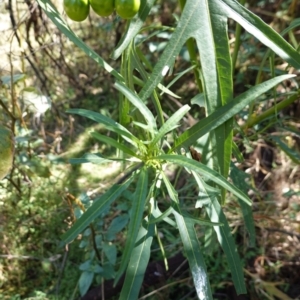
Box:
[241,92,299,131]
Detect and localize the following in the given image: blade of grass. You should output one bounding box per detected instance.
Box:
[219,0,300,69]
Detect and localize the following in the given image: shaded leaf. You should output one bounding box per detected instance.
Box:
[79,271,94,296]
[119,220,154,300]
[115,167,149,284]
[61,177,133,245]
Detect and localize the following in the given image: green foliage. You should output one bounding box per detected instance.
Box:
[32,0,300,299]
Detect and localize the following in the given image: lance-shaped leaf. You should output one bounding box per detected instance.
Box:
[150,206,176,227]
[67,109,140,147]
[119,220,154,300]
[115,81,157,135]
[149,104,190,149]
[139,0,300,103]
[230,164,256,247]
[157,155,251,206]
[90,132,141,159]
[219,0,300,69]
[161,172,213,300]
[202,1,234,203]
[173,74,295,150]
[61,177,133,245]
[193,172,246,294]
[115,167,149,284]
[139,0,204,101]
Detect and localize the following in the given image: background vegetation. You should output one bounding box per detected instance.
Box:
[0,0,300,299]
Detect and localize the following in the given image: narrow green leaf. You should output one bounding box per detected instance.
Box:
[161,172,213,300]
[219,0,300,69]
[115,81,157,134]
[61,178,133,245]
[149,105,190,148]
[193,173,246,294]
[119,220,154,300]
[230,164,256,247]
[281,18,300,36]
[150,206,176,227]
[191,1,234,203]
[111,0,156,60]
[67,109,140,147]
[36,0,123,81]
[206,196,246,294]
[90,132,140,159]
[173,210,213,300]
[139,0,204,101]
[180,210,222,227]
[115,167,149,284]
[209,2,234,198]
[173,74,295,150]
[158,155,251,206]
[131,42,165,128]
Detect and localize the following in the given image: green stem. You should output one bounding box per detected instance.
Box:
[241,92,299,131]
[133,46,164,127]
[119,50,131,128]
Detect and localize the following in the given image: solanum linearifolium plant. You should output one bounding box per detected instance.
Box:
[37,0,300,298]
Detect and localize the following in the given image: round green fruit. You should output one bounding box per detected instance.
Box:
[64,0,90,22]
[0,126,14,181]
[90,0,115,17]
[115,0,140,19]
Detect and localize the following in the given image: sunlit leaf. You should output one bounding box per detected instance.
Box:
[173,75,295,150]
[158,154,251,206]
[193,172,246,294]
[161,172,213,300]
